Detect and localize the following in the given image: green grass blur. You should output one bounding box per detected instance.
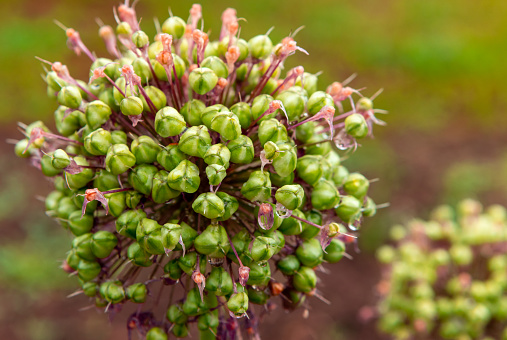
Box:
[1,0,507,339]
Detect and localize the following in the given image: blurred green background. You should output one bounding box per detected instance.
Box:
[1,0,507,339]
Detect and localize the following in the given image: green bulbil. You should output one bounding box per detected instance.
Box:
[192,193,225,219]
[167,160,201,193]
[155,107,187,137]
[178,125,212,158]
[241,170,271,202]
[194,224,230,258]
[105,144,136,175]
[131,136,160,164]
[157,144,187,172]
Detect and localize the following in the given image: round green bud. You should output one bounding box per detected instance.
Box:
[210,111,242,141]
[272,141,297,177]
[72,233,96,261]
[270,171,295,188]
[248,34,273,59]
[343,172,369,199]
[216,192,239,221]
[178,252,207,275]
[104,189,126,217]
[56,197,79,226]
[141,86,167,112]
[125,190,142,208]
[111,130,127,145]
[362,197,377,217]
[167,160,201,193]
[311,179,341,210]
[197,311,219,332]
[116,209,147,239]
[46,71,66,91]
[230,102,252,129]
[51,149,71,169]
[296,72,318,95]
[152,170,180,203]
[58,86,82,109]
[66,156,94,189]
[126,283,147,303]
[68,211,93,236]
[84,128,112,155]
[45,190,64,213]
[105,144,136,175]
[54,106,83,137]
[172,324,188,338]
[128,164,158,195]
[167,303,188,324]
[206,164,227,186]
[251,236,278,263]
[146,328,167,340]
[180,99,205,126]
[205,41,220,58]
[258,118,288,146]
[296,238,324,267]
[91,231,118,258]
[178,125,212,158]
[241,170,271,202]
[189,67,218,95]
[295,121,316,143]
[161,16,186,38]
[14,139,33,158]
[203,143,231,167]
[201,56,229,78]
[356,97,373,112]
[277,255,301,275]
[132,58,152,84]
[77,259,101,282]
[236,63,249,81]
[276,90,305,122]
[163,259,183,281]
[132,30,149,48]
[98,87,120,112]
[113,77,138,105]
[247,288,269,305]
[251,94,275,122]
[335,195,362,224]
[332,165,349,187]
[194,224,230,258]
[293,267,317,293]
[300,210,322,240]
[296,155,323,186]
[344,113,368,139]
[227,291,249,317]
[131,136,160,164]
[227,135,255,164]
[206,267,233,296]
[157,145,187,173]
[278,209,305,235]
[192,193,225,219]
[116,21,132,35]
[81,281,98,297]
[120,96,143,116]
[200,104,229,129]
[40,153,62,177]
[263,141,278,160]
[136,218,167,255]
[275,184,304,210]
[99,281,125,303]
[247,262,271,286]
[174,222,199,251]
[66,249,80,270]
[307,91,334,115]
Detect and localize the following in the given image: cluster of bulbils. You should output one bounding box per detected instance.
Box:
[14,2,384,339]
[374,199,507,340]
